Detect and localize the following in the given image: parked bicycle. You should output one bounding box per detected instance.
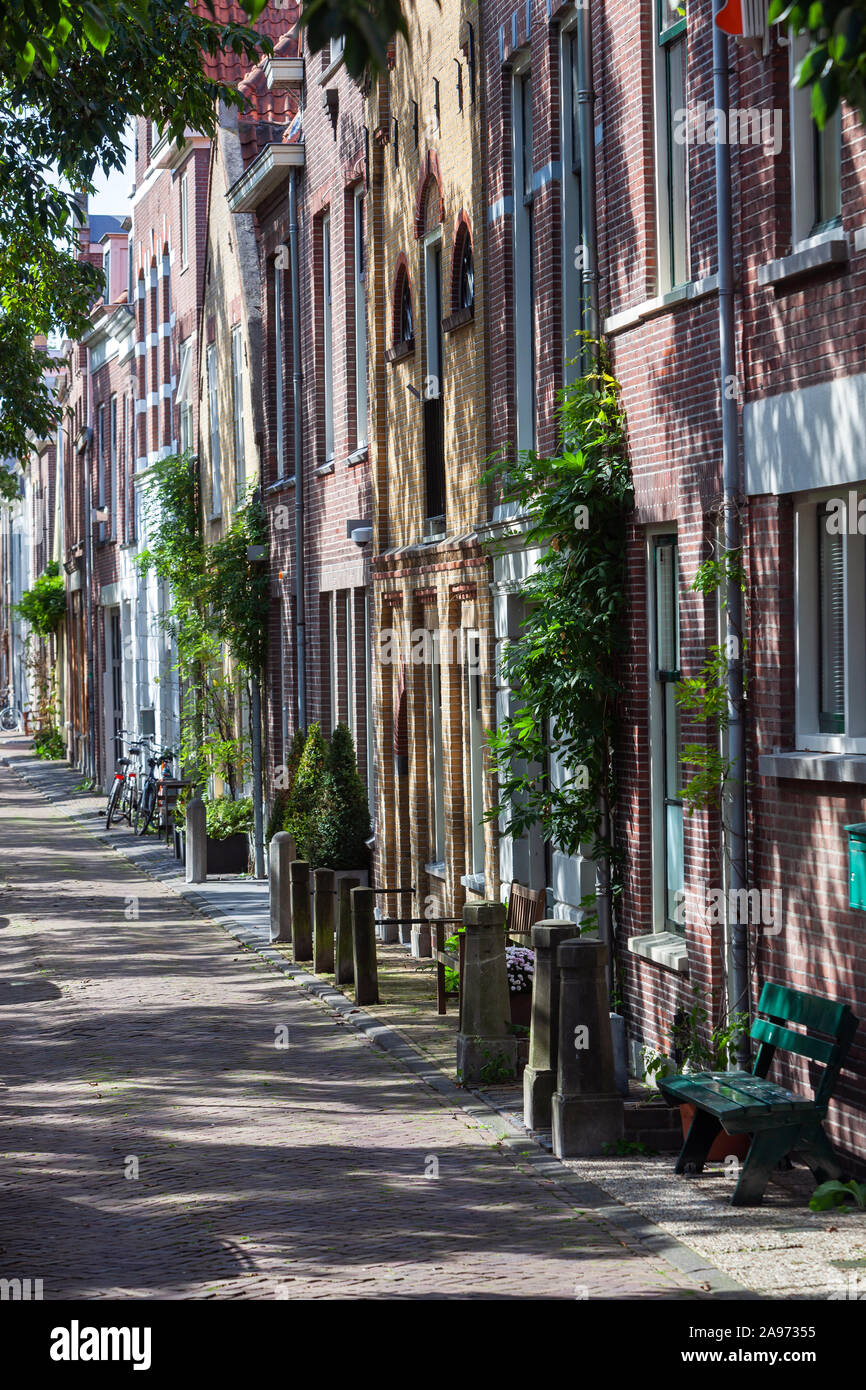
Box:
[105,730,148,830]
[135,745,176,836]
[0,691,22,732]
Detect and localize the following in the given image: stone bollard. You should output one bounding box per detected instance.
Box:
[185,797,206,885]
[313,868,336,974]
[351,886,379,1005]
[551,939,624,1157]
[335,877,359,986]
[290,861,313,963]
[456,901,517,1085]
[269,832,294,943]
[523,921,582,1131]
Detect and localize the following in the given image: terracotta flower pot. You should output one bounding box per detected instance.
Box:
[680,1103,750,1161]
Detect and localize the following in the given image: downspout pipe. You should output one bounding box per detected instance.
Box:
[713,4,749,1050]
[84,348,97,787]
[288,167,306,732]
[577,7,599,342]
[577,5,612,976]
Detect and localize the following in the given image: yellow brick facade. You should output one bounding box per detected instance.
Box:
[366,1,497,933]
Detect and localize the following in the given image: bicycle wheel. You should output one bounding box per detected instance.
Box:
[137,783,157,836]
[0,705,18,731]
[106,778,124,830]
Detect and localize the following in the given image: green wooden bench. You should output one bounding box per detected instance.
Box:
[658,982,859,1206]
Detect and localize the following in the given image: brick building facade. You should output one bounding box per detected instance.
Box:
[366,1,496,937]
[229,28,374,818]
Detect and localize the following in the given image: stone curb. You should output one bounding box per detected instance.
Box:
[2,749,753,1299]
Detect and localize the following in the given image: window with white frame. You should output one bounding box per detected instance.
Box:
[654,0,689,291]
[512,63,535,450]
[650,534,684,932]
[103,246,111,301]
[274,262,285,478]
[97,403,106,542]
[207,342,221,517]
[109,394,117,538]
[428,629,446,865]
[561,18,584,380]
[322,212,334,463]
[329,34,345,67]
[466,630,485,876]
[231,325,245,496]
[790,37,842,243]
[180,174,189,269]
[177,339,193,454]
[345,590,355,734]
[353,187,368,449]
[795,492,866,750]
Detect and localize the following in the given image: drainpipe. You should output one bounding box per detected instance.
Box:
[713,3,749,1050]
[84,348,97,786]
[577,7,599,343]
[577,5,612,976]
[288,167,306,732]
[250,485,265,879]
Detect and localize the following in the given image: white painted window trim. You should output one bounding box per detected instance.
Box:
[231,325,245,494]
[353,188,368,449]
[180,174,189,271]
[795,491,866,752]
[652,3,689,293]
[207,342,221,518]
[465,628,485,876]
[322,212,335,464]
[274,265,285,479]
[790,36,842,247]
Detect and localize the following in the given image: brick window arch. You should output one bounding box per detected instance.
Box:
[413,151,444,238]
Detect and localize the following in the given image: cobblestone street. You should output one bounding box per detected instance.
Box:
[0,757,711,1301]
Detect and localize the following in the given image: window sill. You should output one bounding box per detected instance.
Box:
[443,305,474,334]
[425,860,446,881]
[314,459,335,477]
[460,872,485,893]
[627,931,689,974]
[603,274,719,336]
[758,750,866,783]
[347,444,368,466]
[757,230,849,288]
[385,339,415,364]
[265,475,295,493]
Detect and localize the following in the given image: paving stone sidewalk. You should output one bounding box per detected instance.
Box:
[0,749,728,1300]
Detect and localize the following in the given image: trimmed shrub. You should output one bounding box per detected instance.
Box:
[286,722,328,860]
[312,723,371,871]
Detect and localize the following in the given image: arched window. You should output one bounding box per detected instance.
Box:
[400,277,413,341]
[449,219,475,321]
[457,235,474,311]
[393,262,414,348]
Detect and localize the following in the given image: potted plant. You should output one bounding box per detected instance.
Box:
[506,944,535,1027]
[642,990,751,1161]
[204,795,253,874]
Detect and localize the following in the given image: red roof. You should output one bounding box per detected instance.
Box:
[195,1,300,90]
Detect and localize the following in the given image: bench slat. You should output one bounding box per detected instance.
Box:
[751,1016,836,1065]
[660,1070,815,1123]
[756,982,849,1038]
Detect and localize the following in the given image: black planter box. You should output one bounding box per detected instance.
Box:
[205,832,249,875]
